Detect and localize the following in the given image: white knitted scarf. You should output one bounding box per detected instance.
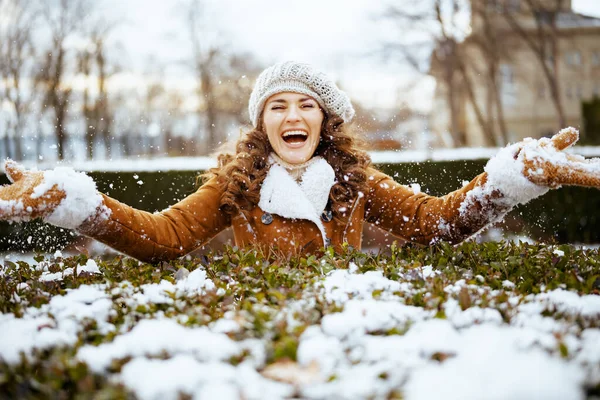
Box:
[258,154,335,245]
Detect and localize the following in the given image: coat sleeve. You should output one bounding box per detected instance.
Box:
[364,169,515,245]
[77,177,231,262]
[363,143,553,245]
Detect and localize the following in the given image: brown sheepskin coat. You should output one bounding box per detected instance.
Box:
[78,170,495,263]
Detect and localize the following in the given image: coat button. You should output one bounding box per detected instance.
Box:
[321,210,333,222]
[261,212,273,225]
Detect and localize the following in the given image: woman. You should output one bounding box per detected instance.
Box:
[0,61,599,262]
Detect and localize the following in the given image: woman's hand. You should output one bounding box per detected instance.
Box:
[518,128,600,189]
[0,160,65,222]
[0,160,104,229]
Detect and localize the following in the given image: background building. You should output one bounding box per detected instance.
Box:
[430,0,600,147]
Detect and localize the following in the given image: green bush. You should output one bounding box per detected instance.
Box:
[1,160,599,252]
[0,243,599,398]
[582,96,600,145]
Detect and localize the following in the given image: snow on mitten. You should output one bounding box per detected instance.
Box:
[482,127,600,209]
[520,127,600,189]
[0,160,107,229]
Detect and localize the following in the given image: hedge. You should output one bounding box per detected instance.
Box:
[1,243,600,398]
[1,159,599,252]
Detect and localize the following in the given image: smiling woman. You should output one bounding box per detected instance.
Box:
[1,61,600,262]
[263,93,324,165]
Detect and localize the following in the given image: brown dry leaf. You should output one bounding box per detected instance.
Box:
[261,359,321,385]
[458,286,472,311]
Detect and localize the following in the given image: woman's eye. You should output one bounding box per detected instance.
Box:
[302,104,315,108]
[271,106,284,110]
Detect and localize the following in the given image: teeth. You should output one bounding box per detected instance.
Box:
[282,130,308,137]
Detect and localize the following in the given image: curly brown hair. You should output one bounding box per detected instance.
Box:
[202,114,372,224]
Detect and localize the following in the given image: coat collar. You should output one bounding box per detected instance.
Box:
[258,154,335,245]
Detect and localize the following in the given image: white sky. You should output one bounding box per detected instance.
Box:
[102,0,600,112]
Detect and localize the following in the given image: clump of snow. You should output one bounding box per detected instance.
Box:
[319,269,407,304]
[300,361,407,400]
[79,259,101,274]
[403,325,585,400]
[409,183,421,194]
[361,318,461,363]
[40,269,72,282]
[77,319,241,373]
[464,142,548,212]
[297,326,345,378]
[211,318,241,334]
[119,355,238,400]
[523,289,600,319]
[575,329,600,367]
[419,265,439,279]
[118,355,293,400]
[321,299,430,338]
[0,284,114,363]
[132,268,215,305]
[133,280,177,305]
[178,267,216,293]
[46,285,114,334]
[444,298,504,328]
[0,314,72,364]
[235,361,295,399]
[38,259,102,282]
[502,279,516,289]
[33,167,108,229]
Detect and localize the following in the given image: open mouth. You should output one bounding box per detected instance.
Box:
[282,130,308,144]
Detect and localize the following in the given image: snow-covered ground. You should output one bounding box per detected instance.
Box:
[1,252,599,399]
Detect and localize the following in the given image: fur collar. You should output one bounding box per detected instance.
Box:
[258,155,335,245]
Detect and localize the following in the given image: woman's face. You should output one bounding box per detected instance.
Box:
[263,92,324,165]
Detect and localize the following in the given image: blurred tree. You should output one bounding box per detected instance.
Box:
[0,0,39,161]
[77,21,120,160]
[184,0,264,155]
[214,54,264,125]
[186,0,221,154]
[468,0,515,145]
[162,90,185,156]
[35,0,92,160]
[382,0,502,146]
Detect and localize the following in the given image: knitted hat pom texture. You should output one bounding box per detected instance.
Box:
[248,61,355,127]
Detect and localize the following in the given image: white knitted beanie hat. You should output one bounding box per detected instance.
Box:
[248,61,355,127]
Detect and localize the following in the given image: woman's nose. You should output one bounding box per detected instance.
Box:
[285,106,301,122]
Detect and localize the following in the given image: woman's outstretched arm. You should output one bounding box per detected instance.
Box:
[0,162,230,263]
[365,128,600,245]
